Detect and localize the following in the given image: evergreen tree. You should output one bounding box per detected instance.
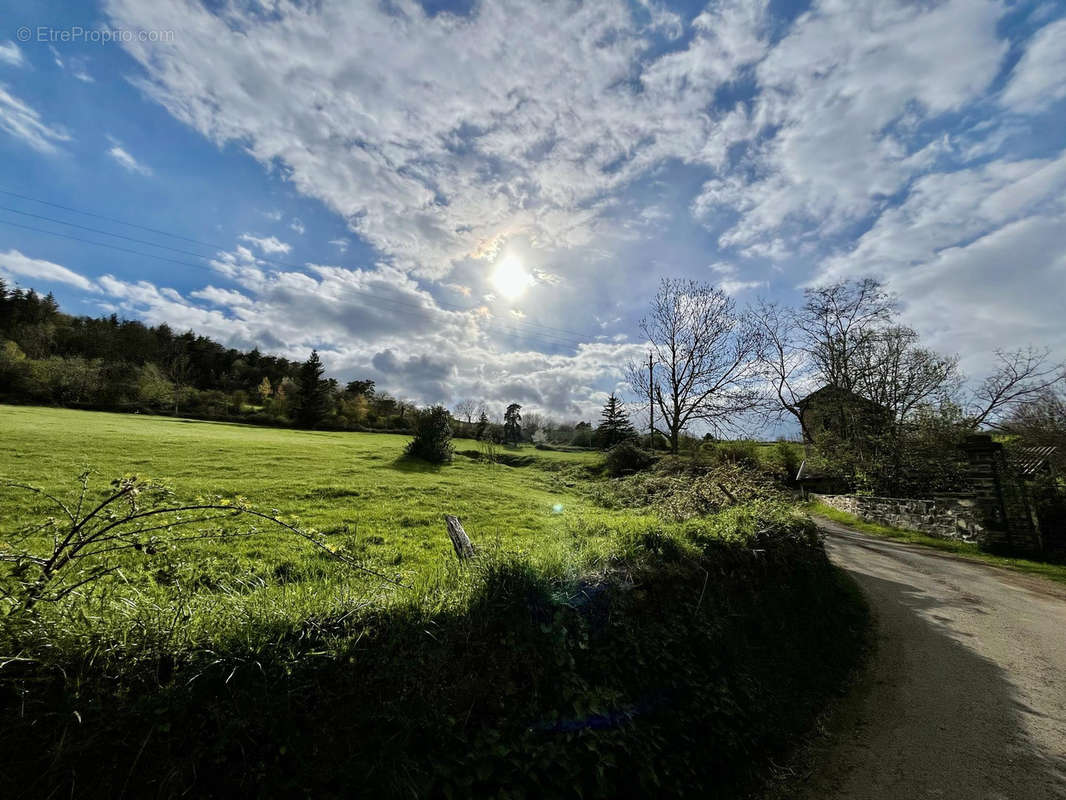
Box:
[293,350,329,427]
[503,403,522,445]
[595,394,636,450]
[475,410,489,440]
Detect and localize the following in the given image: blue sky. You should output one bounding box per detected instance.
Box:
[0,0,1064,422]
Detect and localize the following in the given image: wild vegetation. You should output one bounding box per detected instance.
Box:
[2,272,1061,796]
[0,405,864,797]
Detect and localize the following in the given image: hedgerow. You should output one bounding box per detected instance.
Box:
[0,501,866,798]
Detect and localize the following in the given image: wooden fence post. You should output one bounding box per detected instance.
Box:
[444,515,475,561]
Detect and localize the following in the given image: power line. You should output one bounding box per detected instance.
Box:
[0,186,592,342]
[0,216,589,351]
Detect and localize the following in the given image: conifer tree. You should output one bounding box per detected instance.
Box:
[504,403,522,445]
[595,394,636,449]
[293,350,329,427]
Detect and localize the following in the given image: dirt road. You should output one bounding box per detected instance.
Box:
[800,519,1066,799]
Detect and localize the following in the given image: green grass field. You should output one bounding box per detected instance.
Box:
[0,405,870,797]
[0,405,656,641]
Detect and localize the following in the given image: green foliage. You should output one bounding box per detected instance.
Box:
[0,408,866,797]
[503,402,522,444]
[0,496,866,798]
[773,440,802,483]
[604,440,654,477]
[570,420,595,448]
[595,394,637,450]
[293,349,329,428]
[710,438,761,469]
[405,405,455,464]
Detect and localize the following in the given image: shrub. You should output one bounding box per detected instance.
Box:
[605,440,654,477]
[774,440,802,484]
[711,439,761,469]
[404,405,454,464]
[0,502,867,798]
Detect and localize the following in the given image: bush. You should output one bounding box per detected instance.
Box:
[605,440,654,477]
[404,405,454,464]
[711,439,761,469]
[774,440,802,484]
[0,503,868,798]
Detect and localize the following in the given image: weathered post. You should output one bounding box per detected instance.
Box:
[444,514,475,561]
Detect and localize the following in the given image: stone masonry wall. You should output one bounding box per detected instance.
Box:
[813,494,985,542]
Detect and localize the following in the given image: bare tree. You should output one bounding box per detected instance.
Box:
[754,278,897,438]
[453,399,478,424]
[968,347,1066,429]
[798,279,896,392]
[1001,387,1066,472]
[627,279,763,454]
[854,326,960,427]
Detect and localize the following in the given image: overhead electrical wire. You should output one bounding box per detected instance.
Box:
[0,215,591,352]
[0,186,592,343]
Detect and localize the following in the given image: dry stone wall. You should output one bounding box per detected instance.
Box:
[813,494,985,542]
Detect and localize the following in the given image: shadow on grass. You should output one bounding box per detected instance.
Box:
[388,454,446,473]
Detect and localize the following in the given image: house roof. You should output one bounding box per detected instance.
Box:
[795,384,888,412]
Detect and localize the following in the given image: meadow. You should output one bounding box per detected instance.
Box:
[0,405,865,798]
[0,405,642,604]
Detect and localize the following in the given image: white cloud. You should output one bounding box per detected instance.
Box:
[0,250,97,292]
[696,0,1006,251]
[93,245,645,417]
[0,84,72,153]
[92,0,1064,406]
[239,234,292,256]
[105,0,764,279]
[290,218,305,235]
[818,150,1066,372]
[107,137,153,175]
[0,41,24,68]
[1001,18,1066,114]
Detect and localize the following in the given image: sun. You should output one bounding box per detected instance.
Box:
[491,254,533,299]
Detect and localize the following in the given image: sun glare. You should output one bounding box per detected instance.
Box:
[491,254,532,299]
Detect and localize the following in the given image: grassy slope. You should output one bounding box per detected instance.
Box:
[0,406,869,797]
[0,404,628,572]
[808,501,1066,585]
[0,405,656,650]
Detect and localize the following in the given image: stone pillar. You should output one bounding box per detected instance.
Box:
[961,434,1041,554]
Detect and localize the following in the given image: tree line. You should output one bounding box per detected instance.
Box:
[0,282,425,431]
[0,280,622,442]
[627,277,1065,494]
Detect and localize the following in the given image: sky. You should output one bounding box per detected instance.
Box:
[0,0,1063,425]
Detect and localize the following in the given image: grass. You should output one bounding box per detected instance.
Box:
[0,404,663,655]
[0,405,869,797]
[808,500,1066,585]
[0,406,627,560]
